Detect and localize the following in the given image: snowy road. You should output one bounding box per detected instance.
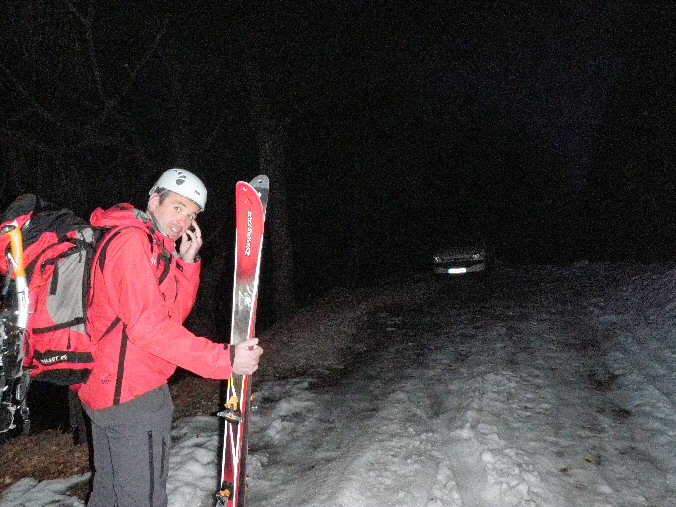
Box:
[245,265,674,506]
[2,263,674,506]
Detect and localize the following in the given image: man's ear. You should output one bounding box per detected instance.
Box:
[148,192,160,212]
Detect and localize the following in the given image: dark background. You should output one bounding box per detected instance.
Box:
[1,1,674,325]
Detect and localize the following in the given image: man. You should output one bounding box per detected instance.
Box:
[79,168,263,507]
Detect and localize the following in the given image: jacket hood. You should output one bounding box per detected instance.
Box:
[89,204,175,250]
[89,203,149,228]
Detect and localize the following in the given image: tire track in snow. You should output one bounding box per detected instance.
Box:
[249,313,468,506]
[425,332,550,507]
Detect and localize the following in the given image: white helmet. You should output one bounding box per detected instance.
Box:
[150,168,207,211]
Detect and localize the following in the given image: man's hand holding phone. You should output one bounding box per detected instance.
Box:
[179,221,203,263]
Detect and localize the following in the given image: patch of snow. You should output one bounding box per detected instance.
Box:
[1,263,674,507]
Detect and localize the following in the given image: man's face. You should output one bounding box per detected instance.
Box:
[148,191,201,240]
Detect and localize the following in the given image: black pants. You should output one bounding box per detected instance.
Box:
[85,385,173,507]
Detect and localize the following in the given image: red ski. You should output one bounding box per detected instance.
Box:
[216,175,269,507]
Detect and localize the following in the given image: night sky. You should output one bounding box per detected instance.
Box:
[1,1,674,308]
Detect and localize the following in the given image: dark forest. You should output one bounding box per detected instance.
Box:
[1,1,673,330]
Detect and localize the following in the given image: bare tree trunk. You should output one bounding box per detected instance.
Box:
[67,389,88,446]
[240,39,297,322]
[257,116,296,320]
[343,162,362,289]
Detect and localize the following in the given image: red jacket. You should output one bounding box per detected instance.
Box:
[78,204,232,410]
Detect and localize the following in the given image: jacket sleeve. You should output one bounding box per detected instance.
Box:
[101,228,232,379]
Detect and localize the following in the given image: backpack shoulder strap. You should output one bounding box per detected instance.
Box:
[89,227,171,344]
[97,226,171,284]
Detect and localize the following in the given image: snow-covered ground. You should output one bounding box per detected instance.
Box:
[2,262,674,507]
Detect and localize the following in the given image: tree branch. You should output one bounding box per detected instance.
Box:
[64,0,107,103]
[63,0,87,25]
[91,13,170,130]
[0,61,73,130]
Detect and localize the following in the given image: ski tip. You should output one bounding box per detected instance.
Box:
[249,175,269,190]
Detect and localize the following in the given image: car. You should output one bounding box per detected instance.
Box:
[432,243,489,275]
